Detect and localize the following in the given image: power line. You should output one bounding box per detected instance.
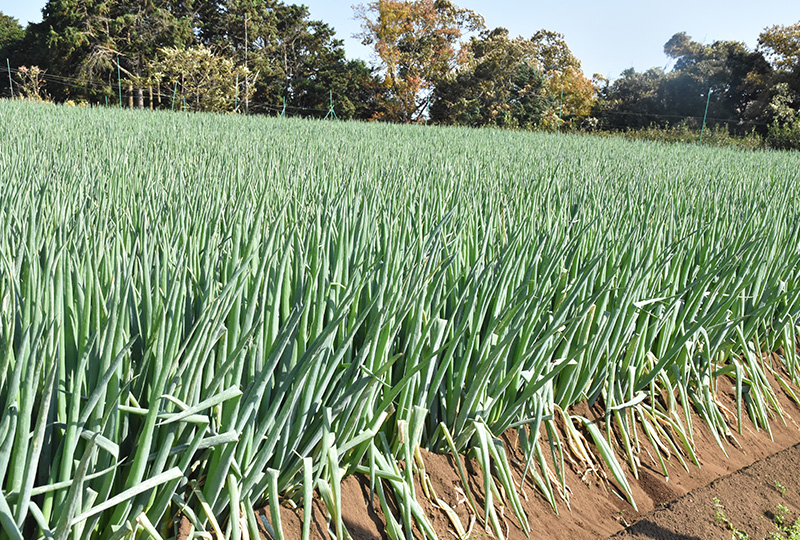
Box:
[599,108,770,128]
[1,66,337,116]
[1,65,174,100]
[1,65,774,127]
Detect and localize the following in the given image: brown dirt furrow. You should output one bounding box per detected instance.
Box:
[273,367,800,540]
[607,442,800,540]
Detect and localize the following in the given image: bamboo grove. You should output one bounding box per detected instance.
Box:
[1,100,800,539]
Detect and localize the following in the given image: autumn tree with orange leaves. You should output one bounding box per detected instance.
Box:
[526,30,597,129]
[430,27,596,130]
[355,0,484,122]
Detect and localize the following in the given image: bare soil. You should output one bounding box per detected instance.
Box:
[608,442,800,540]
[269,362,800,540]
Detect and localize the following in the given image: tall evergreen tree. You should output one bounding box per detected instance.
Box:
[431,28,553,128]
[29,0,194,103]
[0,12,25,59]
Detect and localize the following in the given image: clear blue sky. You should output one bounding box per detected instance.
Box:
[2,0,798,80]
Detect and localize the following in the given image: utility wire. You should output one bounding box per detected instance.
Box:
[1,65,175,100]
[2,65,337,115]
[1,65,774,126]
[598,108,771,127]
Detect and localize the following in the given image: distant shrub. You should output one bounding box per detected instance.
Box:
[764,82,800,151]
[588,123,765,151]
[766,116,800,151]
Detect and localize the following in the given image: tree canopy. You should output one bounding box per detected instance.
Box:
[430,28,551,128]
[5,1,380,117]
[430,27,595,129]
[597,30,785,136]
[0,13,24,57]
[354,0,485,122]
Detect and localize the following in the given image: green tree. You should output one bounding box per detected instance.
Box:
[195,1,380,118]
[150,45,252,112]
[765,82,800,149]
[24,0,107,100]
[661,32,771,129]
[758,21,800,149]
[82,0,195,107]
[0,12,25,58]
[598,32,771,134]
[758,21,800,72]
[263,4,378,118]
[431,27,594,130]
[197,0,280,113]
[756,21,800,112]
[28,0,193,104]
[528,29,580,76]
[527,29,597,129]
[595,67,667,129]
[430,28,552,128]
[0,12,26,97]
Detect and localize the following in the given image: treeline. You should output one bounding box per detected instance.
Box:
[1,1,799,149]
[598,28,800,150]
[0,0,380,118]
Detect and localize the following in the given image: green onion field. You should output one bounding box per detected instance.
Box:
[1,99,800,539]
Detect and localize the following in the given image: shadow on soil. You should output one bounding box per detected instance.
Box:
[619,520,705,540]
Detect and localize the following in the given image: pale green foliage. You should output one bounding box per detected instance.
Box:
[0,100,799,540]
[758,21,800,71]
[150,45,255,112]
[767,82,800,150]
[712,499,800,540]
[769,82,799,122]
[775,480,787,496]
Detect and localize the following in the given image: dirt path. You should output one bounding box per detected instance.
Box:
[275,370,800,540]
[608,442,800,540]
